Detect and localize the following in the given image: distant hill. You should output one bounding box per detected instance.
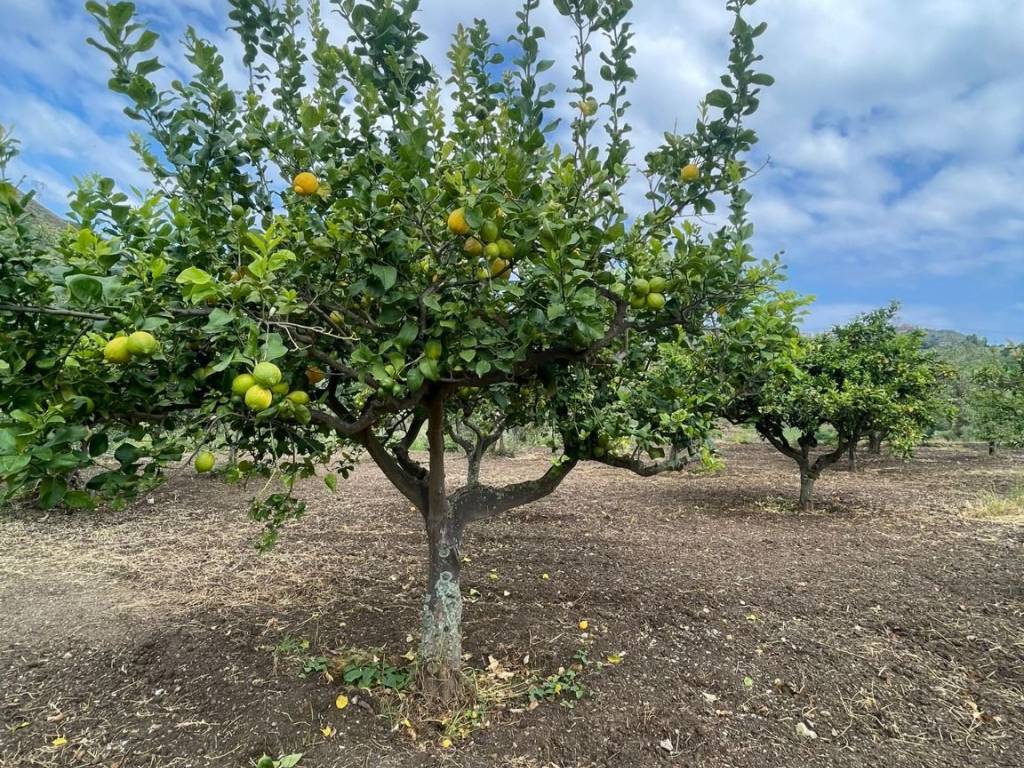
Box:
[916,328,992,350]
[24,197,68,244]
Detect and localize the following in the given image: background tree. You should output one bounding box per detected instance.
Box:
[0,0,782,702]
[970,347,1024,454]
[726,305,945,510]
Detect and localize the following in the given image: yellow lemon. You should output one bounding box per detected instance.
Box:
[244,385,273,412]
[293,171,319,196]
[447,207,470,235]
[126,330,158,356]
[252,362,282,387]
[103,336,132,365]
[680,163,700,183]
[287,390,310,405]
[231,373,256,397]
[194,450,215,473]
[489,258,509,278]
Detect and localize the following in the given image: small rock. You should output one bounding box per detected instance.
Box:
[795,722,817,739]
[658,738,674,752]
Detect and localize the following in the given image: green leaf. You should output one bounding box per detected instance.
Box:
[418,359,440,382]
[88,432,109,458]
[324,473,337,492]
[706,89,732,109]
[65,274,104,305]
[176,266,213,285]
[64,490,96,509]
[38,477,67,509]
[260,333,287,362]
[396,322,418,347]
[203,308,234,334]
[370,264,397,291]
[114,442,141,467]
[277,754,303,768]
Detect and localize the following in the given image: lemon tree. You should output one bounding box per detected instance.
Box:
[969,347,1024,454]
[725,305,947,510]
[0,0,786,700]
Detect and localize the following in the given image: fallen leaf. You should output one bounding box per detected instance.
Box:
[743,676,754,687]
[606,653,623,665]
[321,725,335,738]
[335,694,349,710]
[51,737,67,748]
[440,737,453,749]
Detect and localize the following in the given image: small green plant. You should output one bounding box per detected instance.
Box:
[300,655,329,679]
[255,754,302,768]
[273,634,308,656]
[527,648,593,708]
[271,634,328,679]
[334,648,412,692]
[528,667,586,708]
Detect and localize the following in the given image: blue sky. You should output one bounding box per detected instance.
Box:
[2,0,1022,341]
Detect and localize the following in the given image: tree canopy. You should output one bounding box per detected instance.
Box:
[0,0,794,700]
[725,304,947,509]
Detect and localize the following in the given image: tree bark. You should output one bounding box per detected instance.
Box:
[988,440,996,456]
[868,431,883,454]
[847,441,857,472]
[465,447,483,487]
[799,467,817,511]
[419,395,464,705]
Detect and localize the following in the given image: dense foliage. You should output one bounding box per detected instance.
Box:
[725,305,947,509]
[0,0,792,699]
[969,347,1024,452]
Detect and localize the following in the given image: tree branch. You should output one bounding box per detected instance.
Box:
[451,457,579,522]
[0,303,109,321]
[394,411,428,481]
[359,429,428,510]
[757,422,803,463]
[590,444,691,476]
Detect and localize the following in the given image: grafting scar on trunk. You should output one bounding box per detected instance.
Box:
[419,395,465,704]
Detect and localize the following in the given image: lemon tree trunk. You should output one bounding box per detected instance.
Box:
[419,397,464,704]
[799,467,817,511]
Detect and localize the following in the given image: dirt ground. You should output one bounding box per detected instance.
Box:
[1,443,1022,768]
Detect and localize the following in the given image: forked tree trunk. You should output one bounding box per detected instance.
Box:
[419,397,464,705]
[799,467,817,511]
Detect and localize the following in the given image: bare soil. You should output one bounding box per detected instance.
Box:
[1,443,1023,768]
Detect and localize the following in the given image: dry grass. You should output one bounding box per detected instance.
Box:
[964,487,1024,523]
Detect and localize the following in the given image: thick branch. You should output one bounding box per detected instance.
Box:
[811,435,856,476]
[394,411,428,481]
[0,303,109,321]
[756,422,803,464]
[359,429,428,510]
[591,445,690,476]
[451,457,579,523]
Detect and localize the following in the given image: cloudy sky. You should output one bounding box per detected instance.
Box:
[2,0,1021,340]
